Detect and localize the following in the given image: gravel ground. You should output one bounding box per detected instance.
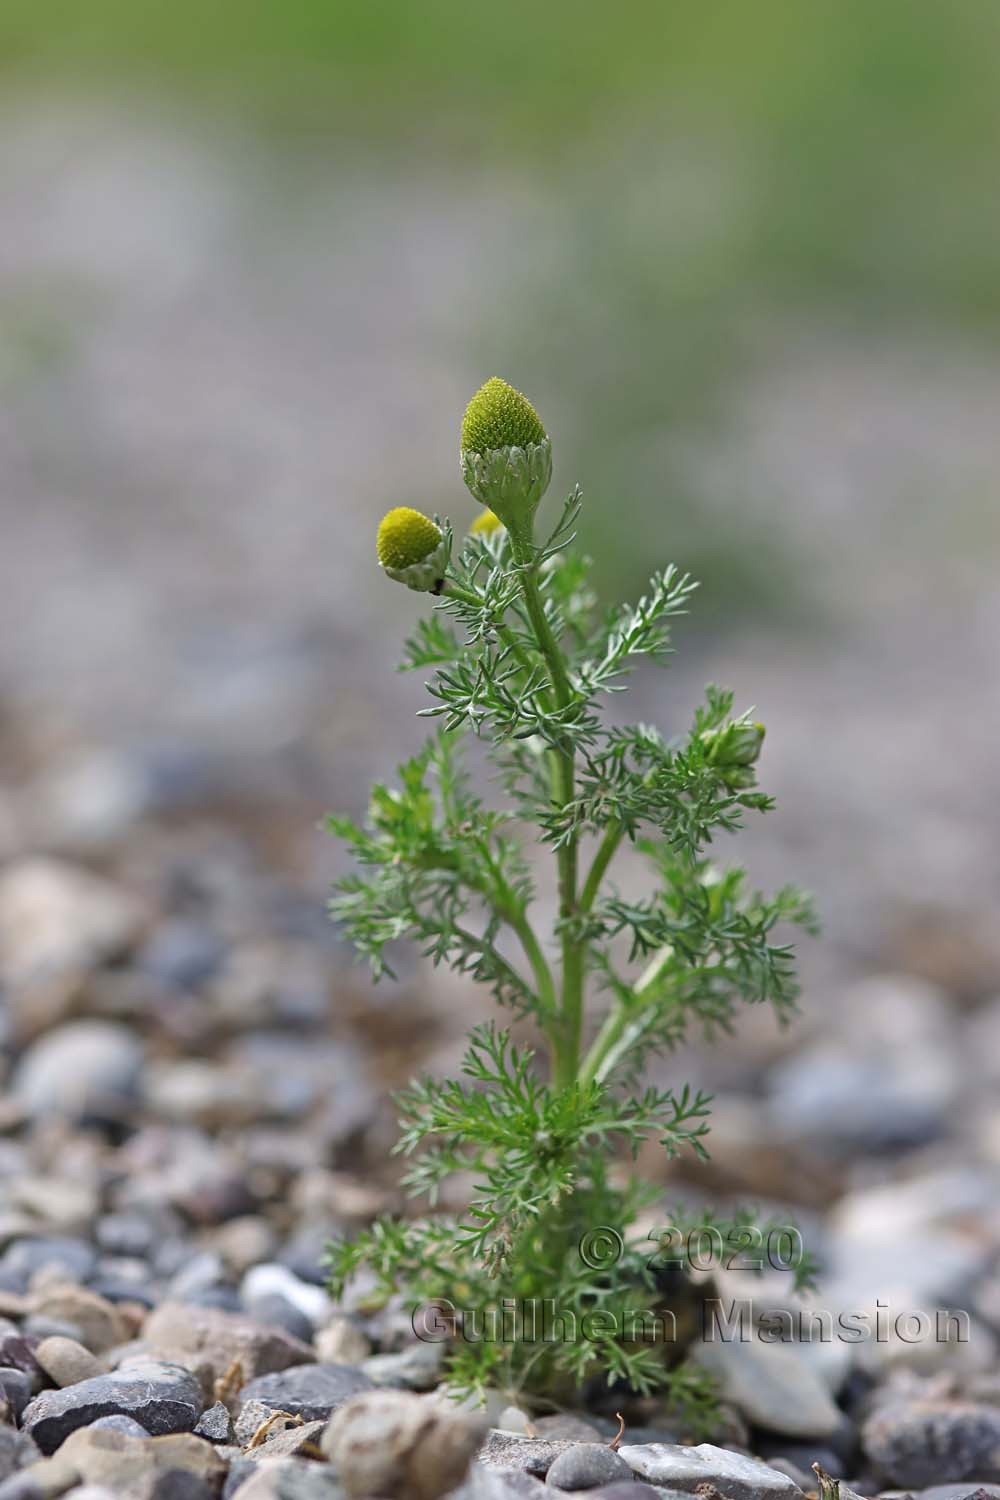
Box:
[2,93,1000,1497]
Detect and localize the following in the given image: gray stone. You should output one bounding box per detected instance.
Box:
[143,1301,315,1388]
[0,1367,33,1420]
[478,1436,574,1475]
[0,859,141,987]
[545,1443,632,1489]
[238,1364,373,1424]
[28,1286,128,1355]
[246,1420,325,1459]
[450,1469,549,1498]
[618,1442,805,1499]
[241,1296,313,1346]
[692,1338,844,1438]
[21,1359,203,1453]
[0,1428,40,1483]
[228,1458,345,1499]
[90,1415,151,1437]
[0,1238,96,1291]
[240,1266,330,1330]
[531,1416,603,1443]
[13,1021,144,1124]
[195,1401,235,1443]
[34,1336,105,1387]
[862,1401,1000,1487]
[360,1341,444,1391]
[312,1319,369,1367]
[323,1389,487,1498]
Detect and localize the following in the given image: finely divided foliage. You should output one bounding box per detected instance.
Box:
[326,380,816,1425]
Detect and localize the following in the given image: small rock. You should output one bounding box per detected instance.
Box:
[0,859,141,986]
[0,1238,96,1292]
[194,1401,235,1443]
[247,1420,326,1459]
[478,1436,573,1476]
[34,1336,106,1389]
[90,1415,151,1437]
[693,1336,844,1437]
[227,1457,345,1498]
[545,1443,632,1489]
[863,1400,1000,1487]
[0,1428,40,1483]
[313,1319,369,1367]
[238,1364,373,1424]
[531,1417,603,1443]
[619,1442,805,1499]
[22,1359,203,1453]
[19,1426,224,1497]
[0,1368,33,1420]
[241,1267,330,1330]
[29,1287,127,1355]
[323,1389,487,1498]
[143,1301,315,1390]
[139,921,224,992]
[360,1341,444,1391]
[13,1022,144,1124]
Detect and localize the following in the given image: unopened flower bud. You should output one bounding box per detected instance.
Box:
[700,719,765,787]
[460,377,552,530]
[376,507,447,593]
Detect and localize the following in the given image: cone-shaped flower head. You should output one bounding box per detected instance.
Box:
[470,508,504,538]
[376,507,447,592]
[460,377,552,530]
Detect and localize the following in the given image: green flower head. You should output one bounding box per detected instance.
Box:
[461,377,546,457]
[376,507,447,592]
[460,378,552,530]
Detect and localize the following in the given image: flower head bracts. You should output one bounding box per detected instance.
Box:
[460,377,552,531]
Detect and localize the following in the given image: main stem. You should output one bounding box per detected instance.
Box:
[508,523,582,1091]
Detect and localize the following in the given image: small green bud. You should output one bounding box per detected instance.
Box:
[376,507,447,592]
[460,377,552,530]
[700,719,765,787]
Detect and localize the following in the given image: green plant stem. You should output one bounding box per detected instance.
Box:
[578,944,675,1087]
[507,524,582,1091]
[580,819,625,914]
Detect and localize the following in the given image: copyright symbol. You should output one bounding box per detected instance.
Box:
[578,1226,624,1270]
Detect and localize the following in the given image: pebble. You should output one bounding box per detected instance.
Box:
[247,1419,326,1459]
[227,1457,346,1499]
[0,1238,96,1292]
[617,1442,806,1499]
[17,1426,224,1498]
[237,1364,374,1424]
[862,1400,1000,1487]
[29,1286,128,1355]
[313,1318,370,1367]
[0,1368,33,1420]
[544,1443,632,1489]
[0,859,141,987]
[240,1265,331,1330]
[322,1389,487,1499]
[0,1428,40,1483]
[34,1336,105,1388]
[194,1401,235,1443]
[89,1415,151,1437]
[692,1337,844,1438]
[12,1021,144,1124]
[21,1359,203,1453]
[360,1341,444,1391]
[143,1301,315,1388]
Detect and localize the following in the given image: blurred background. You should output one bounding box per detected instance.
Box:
[1,0,1000,1404]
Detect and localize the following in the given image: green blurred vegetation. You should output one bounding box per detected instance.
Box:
[5,0,997,613]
